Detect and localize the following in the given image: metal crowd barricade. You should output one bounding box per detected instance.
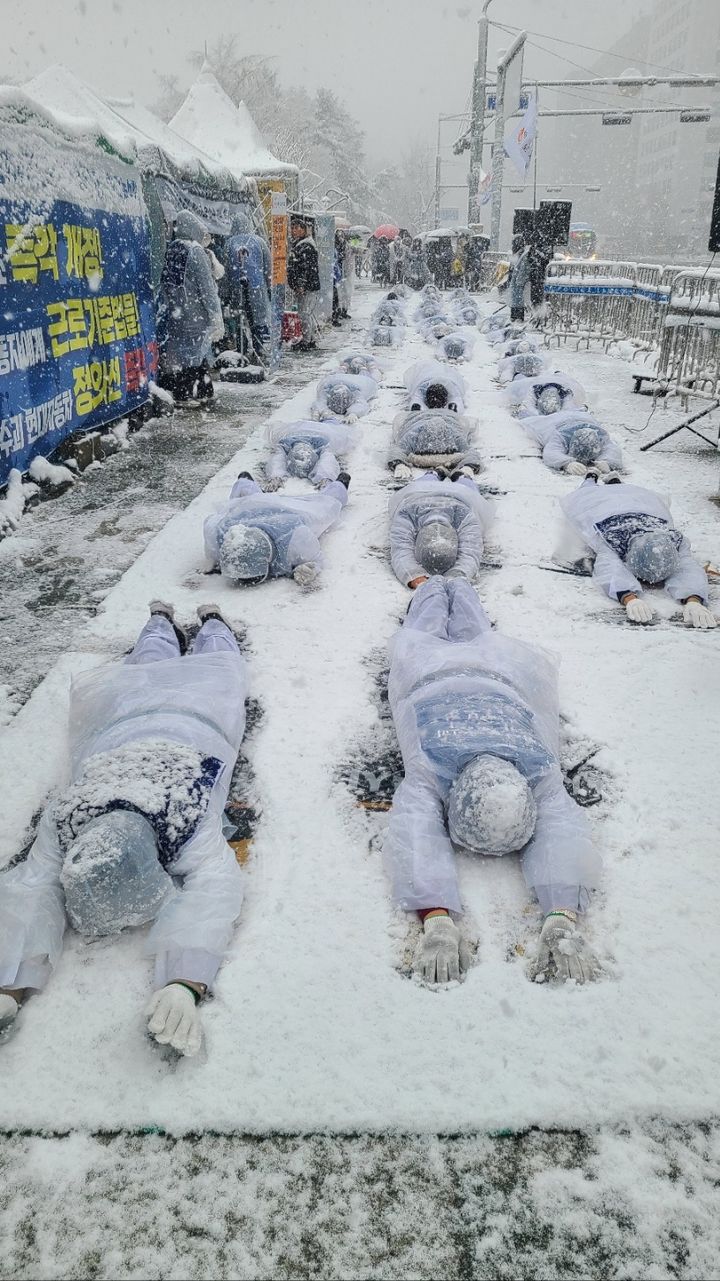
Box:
[640,267,720,451]
[542,261,638,348]
[627,264,672,348]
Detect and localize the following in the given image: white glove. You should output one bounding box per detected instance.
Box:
[345,413,359,424]
[146,984,202,1057]
[564,460,587,476]
[0,993,19,1032]
[594,459,611,473]
[263,476,284,492]
[529,913,601,985]
[210,323,225,344]
[683,600,717,629]
[394,463,413,482]
[293,562,318,588]
[412,915,471,985]
[625,597,654,624]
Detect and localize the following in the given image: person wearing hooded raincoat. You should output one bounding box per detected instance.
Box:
[204,475,348,585]
[404,360,467,413]
[311,372,378,423]
[505,372,587,419]
[224,211,272,362]
[389,408,482,474]
[384,576,602,985]
[264,419,354,487]
[560,476,715,627]
[337,351,383,382]
[521,410,623,475]
[389,474,493,588]
[0,604,248,1055]
[159,211,224,402]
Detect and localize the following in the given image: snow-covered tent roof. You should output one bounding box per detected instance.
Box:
[23,64,246,190]
[169,62,297,181]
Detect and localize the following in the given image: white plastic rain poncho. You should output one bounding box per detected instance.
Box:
[384,578,600,913]
[311,373,378,422]
[389,475,494,586]
[480,308,510,335]
[561,479,708,603]
[390,409,482,471]
[436,332,475,364]
[337,350,383,382]
[160,211,224,368]
[204,476,346,578]
[265,419,354,484]
[496,352,551,386]
[0,630,248,993]
[403,360,467,413]
[505,372,587,418]
[521,410,624,472]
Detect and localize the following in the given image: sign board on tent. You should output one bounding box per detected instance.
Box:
[0,120,156,486]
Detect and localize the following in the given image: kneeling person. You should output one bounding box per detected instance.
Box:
[389,408,482,477]
[522,412,623,475]
[311,373,378,423]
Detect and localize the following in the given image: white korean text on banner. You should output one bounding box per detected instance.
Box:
[0,121,157,486]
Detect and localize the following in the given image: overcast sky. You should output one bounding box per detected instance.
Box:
[3,0,658,163]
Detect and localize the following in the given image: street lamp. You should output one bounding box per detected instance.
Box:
[467,0,495,226]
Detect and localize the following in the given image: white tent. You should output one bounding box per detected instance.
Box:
[170,62,297,182]
[24,64,243,188]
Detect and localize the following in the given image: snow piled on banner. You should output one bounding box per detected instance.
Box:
[0,112,156,484]
[0,292,718,1136]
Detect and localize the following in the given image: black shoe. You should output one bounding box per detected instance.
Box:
[237,471,254,481]
[149,600,188,654]
[336,472,351,489]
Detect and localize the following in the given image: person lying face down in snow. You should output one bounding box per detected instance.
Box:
[311,372,378,423]
[404,359,467,413]
[452,300,480,327]
[480,308,510,336]
[389,408,482,478]
[560,473,716,628]
[264,419,354,489]
[0,602,248,1056]
[389,472,494,589]
[204,471,350,588]
[500,335,540,360]
[369,323,403,348]
[505,371,587,418]
[435,331,475,364]
[495,351,549,385]
[373,298,406,328]
[419,315,454,343]
[384,576,602,986]
[337,350,383,382]
[521,411,623,476]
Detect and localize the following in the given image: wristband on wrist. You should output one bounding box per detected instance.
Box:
[171,981,205,1005]
[545,909,578,925]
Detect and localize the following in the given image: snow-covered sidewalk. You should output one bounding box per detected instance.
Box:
[0,288,718,1139]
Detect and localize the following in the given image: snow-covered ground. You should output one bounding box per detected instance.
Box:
[1,286,718,1277]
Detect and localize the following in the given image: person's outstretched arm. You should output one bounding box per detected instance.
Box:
[0,808,67,1019]
[451,510,485,579]
[390,509,426,587]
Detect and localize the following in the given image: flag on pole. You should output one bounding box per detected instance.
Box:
[504,91,538,179]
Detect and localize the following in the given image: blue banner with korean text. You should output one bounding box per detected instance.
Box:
[0,121,156,486]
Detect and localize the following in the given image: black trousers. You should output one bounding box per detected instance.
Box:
[161,362,214,403]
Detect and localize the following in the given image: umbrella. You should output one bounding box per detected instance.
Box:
[425,227,457,240]
[349,225,372,237]
[373,223,400,240]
